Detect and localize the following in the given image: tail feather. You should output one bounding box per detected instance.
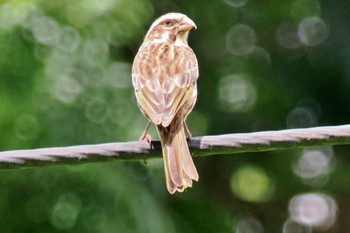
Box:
[181,142,199,182]
[162,151,178,194]
[164,143,183,187]
[158,124,198,193]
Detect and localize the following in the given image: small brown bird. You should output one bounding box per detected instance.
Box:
[132,13,199,193]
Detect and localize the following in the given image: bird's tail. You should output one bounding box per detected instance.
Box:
[157,124,199,194]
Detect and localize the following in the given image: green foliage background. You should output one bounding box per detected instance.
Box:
[0,0,349,232]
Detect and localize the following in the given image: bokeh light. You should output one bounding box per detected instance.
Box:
[287,107,317,128]
[218,74,257,113]
[288,193,337,230]
[30,16,61,46]
[293,147,334,186]
[85,97,111,124]
[83,39,109,68]
[249,47,271,64]
[0,3,41,30]
[224,0,249,8]
[83,0,115,14]
[51,75,83,105]
[14,114,40,141]
[231,165,274,203]
[57,26,81,53]
[276,22,301,49]
[226,24,256,56]
[235,216,264,233]
[283,219,312,233]
[298,17,329,46]
[51,193,82,230]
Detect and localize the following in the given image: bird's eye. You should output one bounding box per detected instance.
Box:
[163,20,173,27]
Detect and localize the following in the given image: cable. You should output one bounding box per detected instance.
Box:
[0,125,349,169]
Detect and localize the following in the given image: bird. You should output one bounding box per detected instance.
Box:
[131,12,199,194]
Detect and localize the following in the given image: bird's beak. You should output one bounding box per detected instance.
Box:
[178,16,197,32]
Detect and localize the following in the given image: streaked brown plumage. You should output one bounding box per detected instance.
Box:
[132,13,199,193]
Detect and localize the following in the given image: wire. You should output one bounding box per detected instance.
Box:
[1,125,349,169]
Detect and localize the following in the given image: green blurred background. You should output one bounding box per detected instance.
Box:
[0,0,349,232]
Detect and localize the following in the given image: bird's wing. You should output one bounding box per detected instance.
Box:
[132,44,198,127]
[132,71,165,125]
[161,46,198,127]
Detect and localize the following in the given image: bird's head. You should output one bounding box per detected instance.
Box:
[144,13,197,46]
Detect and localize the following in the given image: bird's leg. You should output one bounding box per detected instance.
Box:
[139,122,152,143]
[184,122,192,140]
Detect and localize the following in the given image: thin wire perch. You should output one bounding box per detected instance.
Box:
[0,125,350,169]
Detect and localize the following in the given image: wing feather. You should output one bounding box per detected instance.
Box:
[133,74,165,125]
[161,49,198,127]
[132,43,198,126]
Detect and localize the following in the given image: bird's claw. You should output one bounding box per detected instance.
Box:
[139,133,152,143]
